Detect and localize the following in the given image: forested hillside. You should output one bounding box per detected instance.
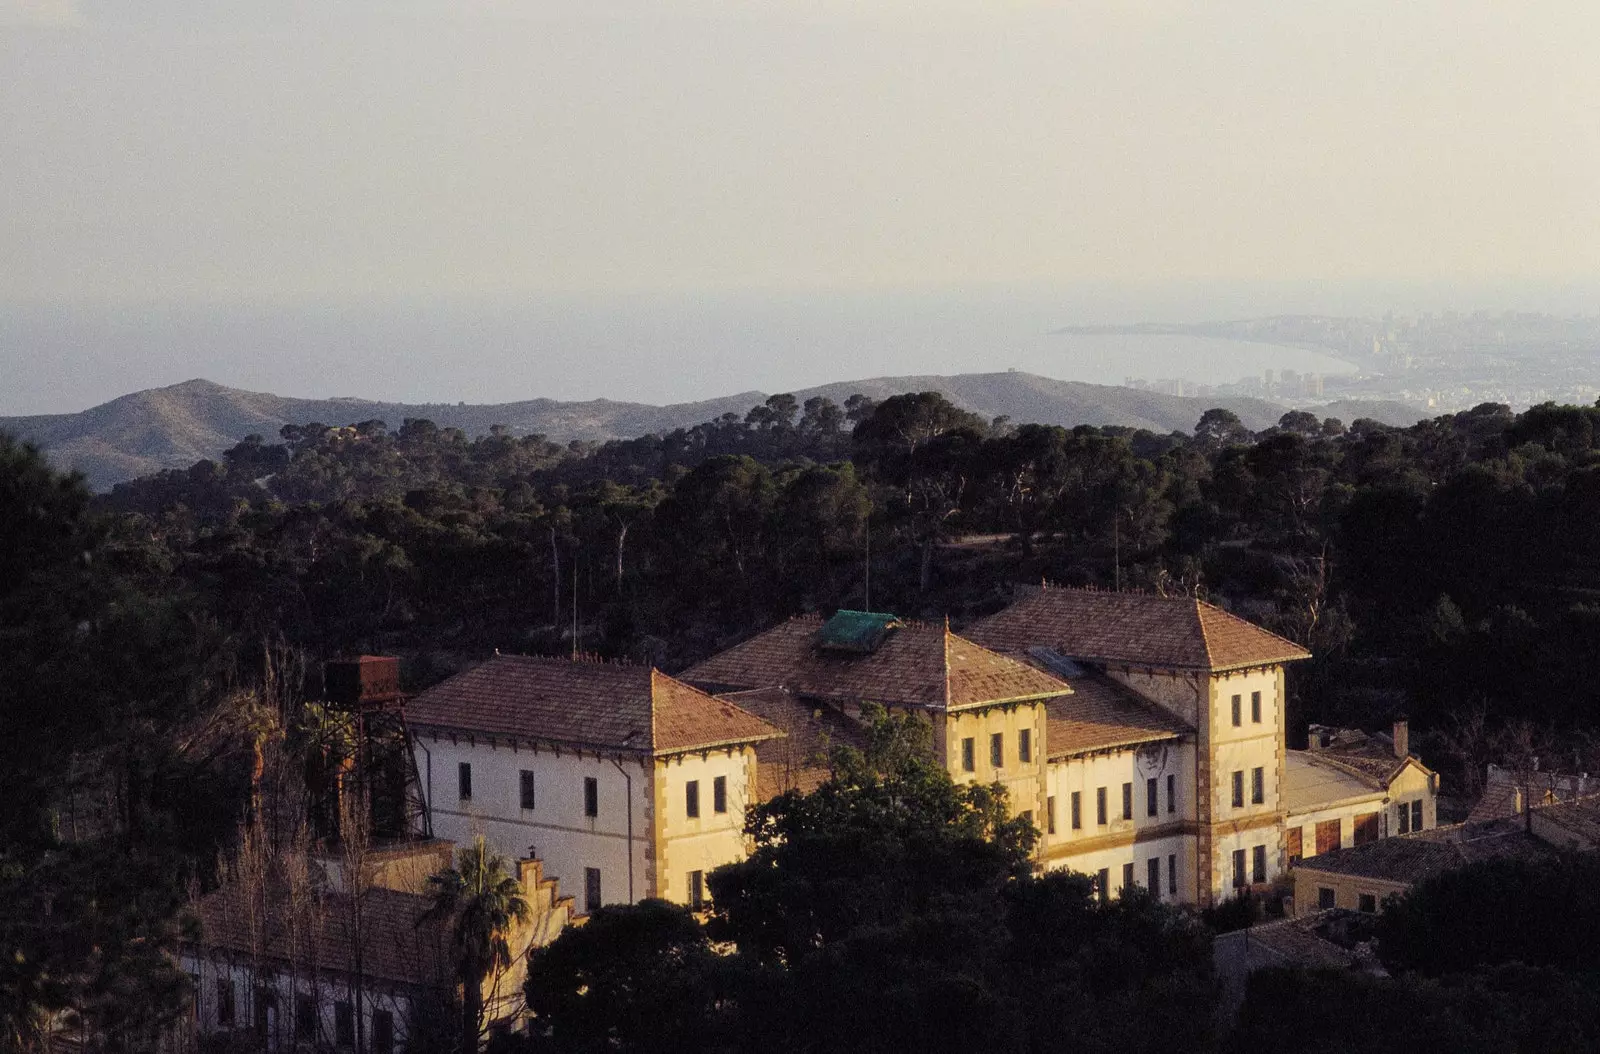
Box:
[0,373,1423,490]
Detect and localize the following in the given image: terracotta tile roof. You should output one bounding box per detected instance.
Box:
[718,687,870,800]
[964,586,1311,672]
[189,883,453,989]
[1215,911,1364,973]
[405,656,782,756]
[1303,728,1434,787]
[679,616,1071,712]
[1038,671,1190,757]
[1293,823,1551,885]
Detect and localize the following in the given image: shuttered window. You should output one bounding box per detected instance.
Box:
[1315,819,1342,855]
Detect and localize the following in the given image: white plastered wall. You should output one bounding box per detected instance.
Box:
[416,734,651,909]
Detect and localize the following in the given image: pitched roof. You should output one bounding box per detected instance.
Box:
[1294,823,1551,885]
[680,615,1071,712]
[1305,726,1435,787]
[718,687,870,800]
[189,883,453,988]
[1039,671,1190,757]
[405,656,782,755]
[964,586,1311,672]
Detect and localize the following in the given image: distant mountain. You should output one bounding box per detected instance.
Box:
[0,374,1426,491]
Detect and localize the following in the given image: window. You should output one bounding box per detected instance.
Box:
[584,777,599,818]
[1148,856,1160,894]
[1318,887,1336,910]
[217,979,236,1027]
[1397,801,1411,834]
[1018,728,1032,763]
[188,973,200,1022]
[1020,809,1033,828]
[1096,787,1108,825]
[1096,868,1110,903]
[458,761,472,802]
[686,780,700,819]
[990,733,1004,768]
[1146,777,1158,817]
[1121,782,1133,820]
[1231,771,1244,808]
[296,994,317,1041]
[519,769,536,810]
[1167,853,1178,896]
[253,988,276,1037]
[1315,819,1342,854]
[1167,773,1177,814]
[1353,813,1379,845]
[1252,844,1267,883]
[961,738,975,772]
[1358,893,1377,914]
[1232,849,1246,889]
[1251,690,1262,723]
[334,1001,354,1048]
[1122,862,1134,892]
[1231,694,1242,727]
[372,1010,395,1054]
[1411,799,1423,832]
[1071,791,1082,830]
[584,867,602,913]
[1251,766,1264,805]
[713,775,728,814]
[688,870,705,910]
[1287,826,1303,863]
[1047,795,1057,835]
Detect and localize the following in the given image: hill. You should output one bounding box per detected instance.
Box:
[0,373,1425,491]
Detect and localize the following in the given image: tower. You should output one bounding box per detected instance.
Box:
[319,655,431,842]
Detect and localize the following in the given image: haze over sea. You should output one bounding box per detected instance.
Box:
[6,279,1594,417]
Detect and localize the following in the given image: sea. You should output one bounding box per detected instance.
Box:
[4,280,1592,415]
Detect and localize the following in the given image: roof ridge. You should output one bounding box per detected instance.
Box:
[648,667,661,748]
[496,652,645,668]
[942,617,953,709]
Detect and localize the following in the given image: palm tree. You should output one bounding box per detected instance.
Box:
[420,837,532,1053]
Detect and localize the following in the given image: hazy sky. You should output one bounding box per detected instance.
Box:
[5,0,1599,305]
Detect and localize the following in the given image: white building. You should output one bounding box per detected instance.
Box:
[404,657,782,912]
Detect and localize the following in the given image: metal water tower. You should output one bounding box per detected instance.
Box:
[320,656,431,842]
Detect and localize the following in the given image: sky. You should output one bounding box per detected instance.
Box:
[2,1,1598,410]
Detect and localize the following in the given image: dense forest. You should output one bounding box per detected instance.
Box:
[10,389,1600,1049]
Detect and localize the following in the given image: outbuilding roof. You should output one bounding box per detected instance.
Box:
[405,656,782,756]
[964,585,1311,672]
[1293,823,1551,885]
[190,883,453,988]
[680,615,1072,712]
[1284,751,1388,814]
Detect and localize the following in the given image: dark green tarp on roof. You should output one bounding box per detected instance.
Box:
[817,610,904,654]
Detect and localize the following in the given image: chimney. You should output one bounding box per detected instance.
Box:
[1392,719,1409,759]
